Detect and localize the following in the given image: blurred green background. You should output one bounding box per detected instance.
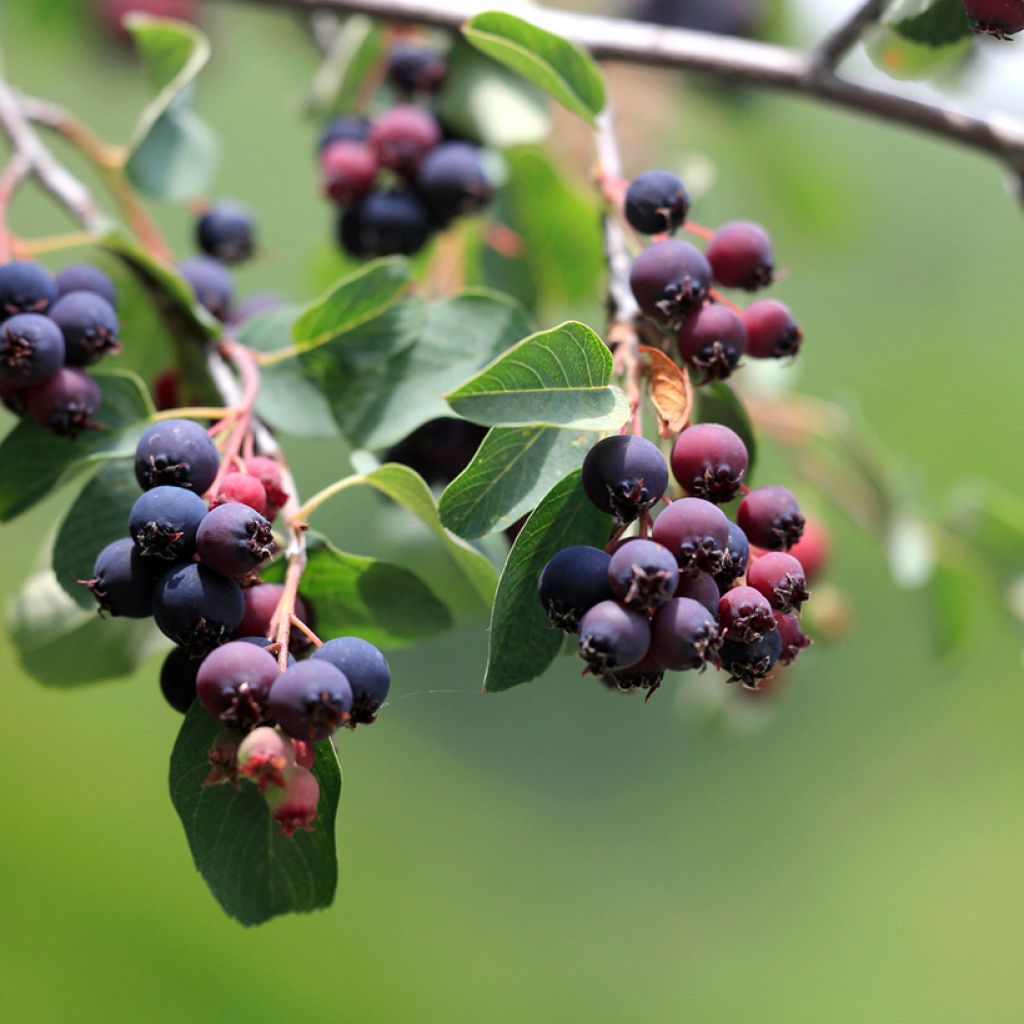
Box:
[2,2,1023,1021]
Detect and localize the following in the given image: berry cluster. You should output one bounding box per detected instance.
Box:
[622,170,802,383]
[964,0,1024,37]
[317,40,493,259]
[539,425,817,694]
[0,259,121,437]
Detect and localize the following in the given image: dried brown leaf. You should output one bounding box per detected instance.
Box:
[639,345,692,438]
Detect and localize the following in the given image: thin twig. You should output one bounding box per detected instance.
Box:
[0,151,30,262]
[811,0,887,73]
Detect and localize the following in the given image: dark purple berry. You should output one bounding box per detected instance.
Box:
[602,649,666,694]
[233,583,313,649]
[160,646,200,713]
[674,572,720,614]
[0,260,57,315]
[196,640,279,726]
[629,240,711,324]
[317,116,371,153]
[49,291,120,366]
[676,304,747,382]
[720,627,782,689]
[196,200,256,264]
[81,537,160,617]
[0,313,65,386]
[312,637,391,725]
[747,551,809,613]
[338,190,432,257]
[705,220,774,290]
[152,562,245,656]
[370,106,441,174]
[624,170,690,235]
[775,612,811,665]
[607,539,679,613]
[652,497,731,577]
[383,417,487,486]
[649,596,720,671]
[670,422,748,503]
[177,257,234,320]
[717,585,776,644]
[320,141,378,205]
[537,545,614,632]
[129,485,207,561]
[196,501,275,578]
[268,660,353,742]
[742,299,803,359]
[134,417,220,493]
[26,368,101,438]
[581,435,669,523]
[714,521,750,588]
[55,263,117,307]
[577,600,651,674]
[415,142,492,225]
[386,41,448,94]
[965,1,1024,38]
[738,486,805,551]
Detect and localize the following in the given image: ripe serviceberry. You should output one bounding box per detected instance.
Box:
[49,291,120,366]
[0,260,57,315]
[415,142,492,225]
[177,257,234,320]
[577,600,651,674]
[674,572,720,614]
[267,660,353,742]
[383,417,486,485]
[738,486,805,551]
[786,518,830,583]
[719,627,782,688]
[670,422,748,503]
[677,303,747,382]
[964,0,1024,37]
[386,41,448,94]
[196,200,256,263]
[581,435,669,522]
[204,728,242,787]
[717,585,776,643]
[233,583,312,648]
[652,497,731,577]
[624,170,690,235]
[629,239,711,323]
[152,563,245,656]
[159,646,199,713]
[134,418,220,493]
[715,521,751,589]
[0,313,65,386]
[82,537,160,617]
[602,649,667,693]
[320,141,378,205]
[607,539,679,613]
[318,115,371,152]
[244,456,289,519]
[55,263,117,307]
[742,299,802,360]
[129,485,207,562]
[705,220,774,290]
[538,545,614,632]
[775,612,811,665]
[312,637,391,724]
[649,597,720,671]
[369,105,441,173]
[27,368,101,438]
[265,765,320,837]
[196,502,275,578]
[747,551,809,613]
[237,726,295,792]
[211,472,267,515]
[338,190,432,257]
[196,640,279,726]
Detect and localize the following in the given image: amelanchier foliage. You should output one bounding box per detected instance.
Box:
[1,2,1021,925]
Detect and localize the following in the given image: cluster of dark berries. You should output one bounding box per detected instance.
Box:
[539,426,816,694]
[623,170,802,383]
[964,0,1024,38]
[0,259,121,438]
[317,41,493,259]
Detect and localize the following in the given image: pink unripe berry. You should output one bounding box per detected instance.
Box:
[320,141,378,205]
[291,739,317,770]
[237,726,296,792]
[212,472,267,516]
[265,765,320,837]
[245,456,289,520]
[786,517,830,583]
[705,220,774,291]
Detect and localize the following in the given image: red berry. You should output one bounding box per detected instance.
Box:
[652,497,731,577]
[786,518,830,583]
[233,582,313,650]
[737,486,805,551]
[369,106,441,174]
[747,551,809,614]
[265,765,320,837]
[718,585,776,644]
[964,0,1024,37]
[775,612,811,665]
[245,456,289,519]
[212,472,267,516]
[629,240,711,324]
[320,141,378,205]
[706,220,774,290]
[670,422,749,504]
[742,299,802,360]
[676,303,747,382]
[291,739,317,770]
[152,369,180,411]
[237,726,296,793]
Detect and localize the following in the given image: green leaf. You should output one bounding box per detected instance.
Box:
[236,307,337,438]
[264,534,452,649]
[0,371,154,523]
[439,425,592,539]
[927,548,975,658]
[124,16,217,200]
[693,381,758,480]
[53,459,139,608]
[484,469,611,692]
[290,258,411,357]
[446,321,628,432]
[169,705,342,926]
[463,11,605,125]
[6,570,158,687]
[886,0,971,46]
[308,16,384,117]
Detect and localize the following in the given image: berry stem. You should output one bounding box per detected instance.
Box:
[204,338,262,499]
[292,474,363,523]
[682,220,714,241]
[708,288,745,315]
[290,615,323,648]
[0,151,30,263]
[151,405,233,424]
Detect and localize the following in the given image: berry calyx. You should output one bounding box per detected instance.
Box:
[196,501,275,578]
[267,660,354,742]
[134,418,220,493]
[312,637,391,725]
[624,170,690,235]
[741,299,803,360]
[717,585,776,644]
[577,600,652,674]
[719,628,782,689]
[49,290,120,366]
[0,313,65,386]
[196,640,280,727]
[129,485,207,562]
[737,486,805,551]
[237,726,296,792]
[670,422,749,503]
[538,545,614,632]
[607,538,679,613]
[204,728,242,787]
[82,537,160,618]
[152,563,245,656]
[705,220,774,290]
[676,303,747,382]
[715,521,751,589]
[649,596,721,671]
[747,551,809,613]
[629,239,712,324]
[581,434,669,523]
[26,368,101,438]
[651,497,732,577]
[196,200,256,264]
[265,765,320,837]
